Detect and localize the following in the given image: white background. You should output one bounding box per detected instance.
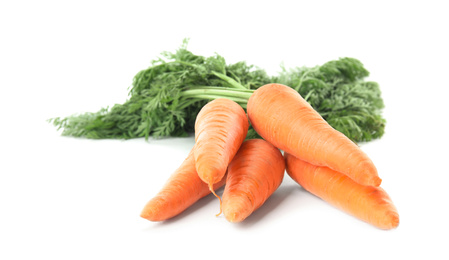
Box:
[1,0,448,259]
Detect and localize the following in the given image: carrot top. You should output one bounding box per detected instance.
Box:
[49,40,385,143]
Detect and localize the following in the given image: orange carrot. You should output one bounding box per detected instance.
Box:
[222,139,285,222]
[247,83,381,187]
[193,98,249,214]
[285,153,399,229]
[140,149,226,222]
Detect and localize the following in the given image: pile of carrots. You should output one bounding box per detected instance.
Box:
[140,84,399,230]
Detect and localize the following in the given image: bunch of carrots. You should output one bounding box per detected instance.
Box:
[140,83,399,230]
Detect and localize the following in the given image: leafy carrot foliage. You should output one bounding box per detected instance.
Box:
[49,40,385,143]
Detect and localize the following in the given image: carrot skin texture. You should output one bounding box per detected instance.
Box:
[247,83,381,187]
[222,139,285,222]
[140,149,226,222]
[285,153,399,230]
[194,98,249,186]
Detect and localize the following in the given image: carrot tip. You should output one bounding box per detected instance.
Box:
[387,212,400,229]
[140,209,155,222]
[371,176,382,187]
[209,183,223,217]
[359,175,382,187]
[227,212,240,223]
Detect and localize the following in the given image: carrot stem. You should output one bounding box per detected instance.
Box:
[181,88,253,100]
[181,94,249,106]
[180,87,253,109]
[211,71,248,89]
[178,87,246,104]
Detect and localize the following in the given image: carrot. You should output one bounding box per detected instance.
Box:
[247,83,381,187]
[222,139,285,222]
[193,98,249,214]
[285,153,399,229]
[140,149,226,221]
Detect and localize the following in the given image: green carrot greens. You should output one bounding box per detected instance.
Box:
[49,39,385,143]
